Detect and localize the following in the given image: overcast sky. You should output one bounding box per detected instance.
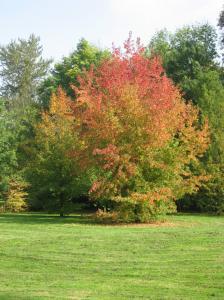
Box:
[0,0,223,61]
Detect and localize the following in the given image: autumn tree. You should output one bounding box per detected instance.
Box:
[26,88,91,216]
[4,177,28,212]
[72,36,209,222]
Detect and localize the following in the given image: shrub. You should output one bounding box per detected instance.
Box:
[95,209,118,224]
[178,168,224,215]
[95,193,176,223]
[4,178,28,212]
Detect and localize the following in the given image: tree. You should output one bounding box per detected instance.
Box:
[149,24,224,213]
[4,177,28,212]
[38,39,110,107]
[0,97,36,208]
[149,24,218,102]
[218,6,224,53]
[26,88,90,216]
[176,69,224,213]
[0,34,51,109]
[71,36,209,222]
[0,99,17,199]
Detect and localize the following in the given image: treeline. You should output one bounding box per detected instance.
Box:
[0,17,224,221]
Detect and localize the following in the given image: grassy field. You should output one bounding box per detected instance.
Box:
[0,213,223,299]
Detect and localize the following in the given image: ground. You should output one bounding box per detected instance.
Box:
[0,213,223,299]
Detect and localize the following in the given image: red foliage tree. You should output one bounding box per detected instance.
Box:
[71,35,209,221]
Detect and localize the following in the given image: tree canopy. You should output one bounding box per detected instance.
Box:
[39,39,110,107]
[0,34,51,109]
[68,37,209,221]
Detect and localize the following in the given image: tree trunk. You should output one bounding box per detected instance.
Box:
[59,193,64,217]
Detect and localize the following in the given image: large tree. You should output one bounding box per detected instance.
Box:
[218,6,224,54]
[0,34,51,108]
[71,37,209,222]
[149,24,224,213]
[149,24,218,102]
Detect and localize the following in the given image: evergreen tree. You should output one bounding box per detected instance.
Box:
[0,34,51,109]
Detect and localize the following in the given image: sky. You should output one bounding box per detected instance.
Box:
[0,0,223,61]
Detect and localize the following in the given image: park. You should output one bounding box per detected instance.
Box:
[0,1,224,299]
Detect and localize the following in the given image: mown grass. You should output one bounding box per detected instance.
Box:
[0,213,223,299]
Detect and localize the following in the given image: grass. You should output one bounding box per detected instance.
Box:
[0,213,223,299]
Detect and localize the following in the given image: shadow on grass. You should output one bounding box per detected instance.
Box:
[0,212,222,227]
[0,212,96,225]
[172,212,223,218]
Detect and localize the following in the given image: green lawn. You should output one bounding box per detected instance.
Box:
[0,213,223,299]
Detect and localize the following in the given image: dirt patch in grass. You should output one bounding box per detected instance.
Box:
[63,219,179,228]
[108,221,177,228]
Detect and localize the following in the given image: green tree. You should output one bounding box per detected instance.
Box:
[38,38,110,107]
[218,5,224,54]
[0,98,36,207]
[0,34,51,109]
[0,99,17,199]
[149,24,218,102]
[177,69,224,213]
[0,35,50,195]
[149,24,224,213]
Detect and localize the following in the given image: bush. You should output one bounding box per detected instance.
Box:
[4,178,28,212]
[178,165,224,215]
[95,209,118,224]
[95,195,176,223]
[178,176,224,215]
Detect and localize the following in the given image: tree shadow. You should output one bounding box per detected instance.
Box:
[172,212,223,218]
[1,212,221,227]
[0,212,96,225]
